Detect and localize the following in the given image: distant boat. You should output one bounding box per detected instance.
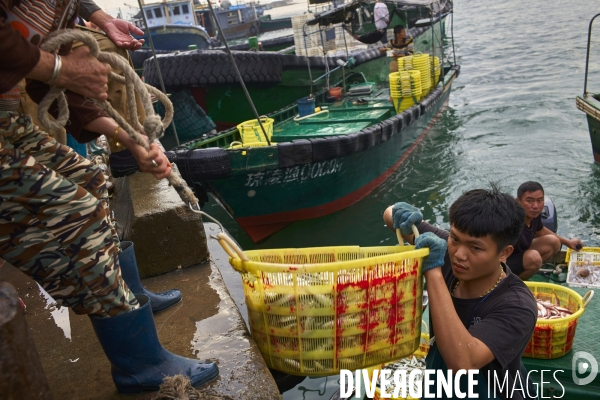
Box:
[259,15,293,34]
[576,12,600,163]
[136,24,211,51]
[131,0,261,49]
[194,0,261,39]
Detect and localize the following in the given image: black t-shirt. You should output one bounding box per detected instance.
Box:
[506,215,544,276]
[418,222,539,400]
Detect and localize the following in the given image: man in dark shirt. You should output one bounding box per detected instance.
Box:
[507,181,582,280]
[383,186,538,399]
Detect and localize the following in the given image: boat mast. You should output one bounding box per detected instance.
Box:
[136,0,181,145]
[583,13,600,96]
[205,0,271,145]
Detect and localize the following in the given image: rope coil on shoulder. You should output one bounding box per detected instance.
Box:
[38,29,197,206]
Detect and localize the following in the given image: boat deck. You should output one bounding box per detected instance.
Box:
[272,98,394,141]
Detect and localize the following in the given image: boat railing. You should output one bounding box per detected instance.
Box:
[583,13,600,96]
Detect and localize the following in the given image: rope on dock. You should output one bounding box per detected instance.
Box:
[153,375,235,400]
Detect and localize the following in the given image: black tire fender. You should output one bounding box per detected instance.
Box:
[167,147,231,182]
[411,106,421,122]
[338,133,360,156]
[311,137,341,162]
[380,120,393,142]
[278,139,313,167]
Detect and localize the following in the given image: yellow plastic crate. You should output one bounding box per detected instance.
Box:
[566,246,600,263]
[223,244,429,376]
[523,282,593,359]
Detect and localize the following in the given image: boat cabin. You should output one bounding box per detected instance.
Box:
[136,1,198,28]
[194,0,259,38]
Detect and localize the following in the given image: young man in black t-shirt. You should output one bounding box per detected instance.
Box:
[383,187,538,399]
[508,181,582,280]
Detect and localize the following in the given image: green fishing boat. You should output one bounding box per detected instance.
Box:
[163,57,459,242]
[123,0,459,242]
[576,12,600,163]
[143,0,452,130]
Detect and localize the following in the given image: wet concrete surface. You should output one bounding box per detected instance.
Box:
[0,225,281,400]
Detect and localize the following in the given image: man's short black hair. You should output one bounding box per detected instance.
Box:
[449,184,525,252]
[517,181,544,199]
[394,25,406,35]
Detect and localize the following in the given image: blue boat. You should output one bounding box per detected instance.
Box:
[137,24,211,51]
[132,0,260,50]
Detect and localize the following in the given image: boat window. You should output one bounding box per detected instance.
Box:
[173,5,180,15]
[182,4,189,14]
[154,7,162,18]
[145,9,153,19]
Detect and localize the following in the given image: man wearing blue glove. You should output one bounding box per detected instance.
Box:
[383,186,538,399]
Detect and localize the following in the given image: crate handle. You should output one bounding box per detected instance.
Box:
[216,232,249,262]
[396,224,420,245]
[422,319,429,335]
[582,290,594,308]
[187,204,250,265]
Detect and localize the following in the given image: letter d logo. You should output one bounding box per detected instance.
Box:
[572,351,598,385]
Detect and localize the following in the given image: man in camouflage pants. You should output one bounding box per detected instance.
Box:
[0,0,219,392]
[0,111,136,317]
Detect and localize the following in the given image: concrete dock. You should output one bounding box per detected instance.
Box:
[0,172,282,400]
[0,228,281,400]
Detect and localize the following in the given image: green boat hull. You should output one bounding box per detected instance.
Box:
[203,70,457,242]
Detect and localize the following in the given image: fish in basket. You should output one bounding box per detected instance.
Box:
[523,282,593,359]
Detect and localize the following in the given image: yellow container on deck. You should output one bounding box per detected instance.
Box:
[390,70,421,113]
[412,54,432,97]
[236,117,274,146]
[225,245,429,376]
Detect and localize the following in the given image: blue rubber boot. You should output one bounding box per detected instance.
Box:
[119,241,182,313]
[90,295,219,394]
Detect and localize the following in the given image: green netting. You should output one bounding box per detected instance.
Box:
[154,89,216,145]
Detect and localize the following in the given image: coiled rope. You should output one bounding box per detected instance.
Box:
[38,29,198,206]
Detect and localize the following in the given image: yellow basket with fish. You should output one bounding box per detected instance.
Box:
[524,282,593,359]
[216,226,428,376]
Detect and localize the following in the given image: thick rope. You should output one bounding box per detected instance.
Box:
[152,375,234,400]
[39,29,197,206]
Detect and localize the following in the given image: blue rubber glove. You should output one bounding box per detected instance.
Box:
[414,232,447,273]
[391,202,423,235]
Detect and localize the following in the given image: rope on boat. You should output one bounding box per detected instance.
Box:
[204,0,271,145]
[38,29,199,207]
